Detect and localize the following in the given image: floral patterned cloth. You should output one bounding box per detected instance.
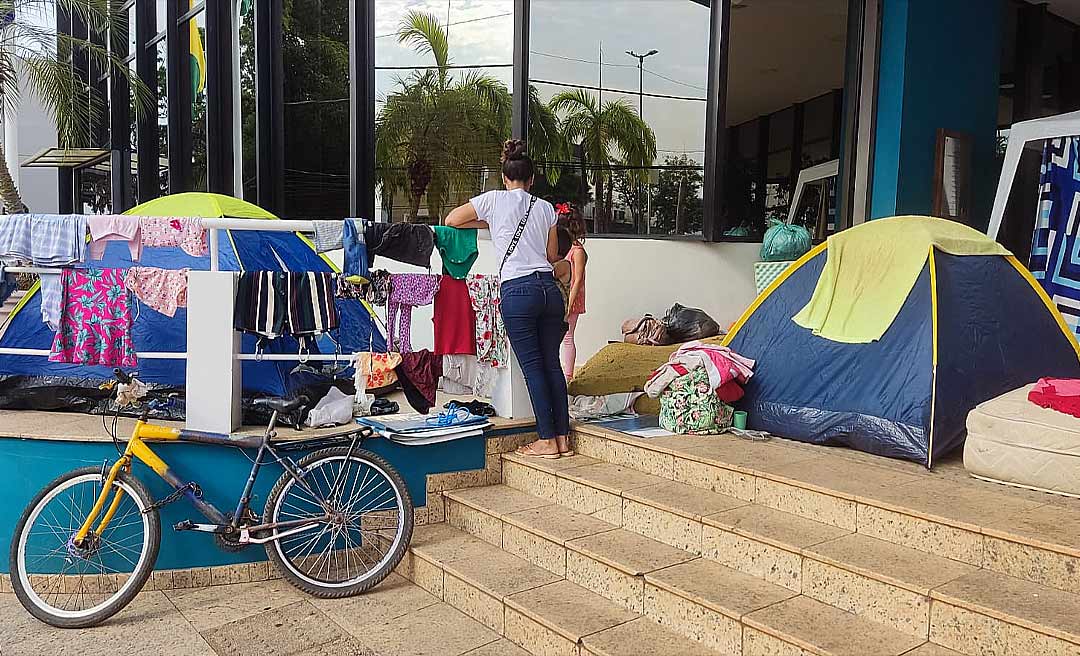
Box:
[125,267,189,317]
[353,351,402,390]
[658,368,733,435]
[49,268,137,367]
[141,217,207,257]
[466,274,508,368]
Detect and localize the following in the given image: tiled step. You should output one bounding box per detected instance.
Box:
[579,617,721,656]
[499,450,1080,652]
[408,521,952,656]
[570,425,1080,598]
[446,483,939,655]
[400,523,729,656]
[564,528,696,612]
[643,559,796,653]
[929,569,1080,656]
[742,595,925,656]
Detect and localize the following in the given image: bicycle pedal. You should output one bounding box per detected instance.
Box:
[173,519,195,531]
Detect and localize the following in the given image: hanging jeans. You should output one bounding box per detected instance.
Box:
[500,272,570,440]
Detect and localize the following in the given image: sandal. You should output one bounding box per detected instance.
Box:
[515,444,562,459]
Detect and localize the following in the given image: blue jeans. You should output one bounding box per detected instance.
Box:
[501,272,570,440]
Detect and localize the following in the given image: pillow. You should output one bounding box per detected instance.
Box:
[568,336,726,398]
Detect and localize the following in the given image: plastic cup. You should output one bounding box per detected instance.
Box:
[733,410,748,430]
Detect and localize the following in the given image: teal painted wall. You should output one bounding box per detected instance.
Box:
[871,0,1004,225]
[0,432,492,572]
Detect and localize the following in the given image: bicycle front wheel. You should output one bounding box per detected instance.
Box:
[264,447,413,598]
[9,466,161,628]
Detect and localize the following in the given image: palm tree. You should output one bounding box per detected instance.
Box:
[376,11,568,221]
[376,11,511,222]
[549,90,656,233]
[0,1,152,212]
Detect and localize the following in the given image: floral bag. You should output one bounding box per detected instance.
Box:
[658,368,734,435]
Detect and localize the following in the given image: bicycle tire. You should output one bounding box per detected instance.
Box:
[263,447,413,598]
[9,466,161,628]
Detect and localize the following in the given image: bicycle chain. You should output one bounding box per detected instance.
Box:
[144,482,202,513]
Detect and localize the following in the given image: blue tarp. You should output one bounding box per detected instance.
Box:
[727,250,1080,466]
[0,230,385,410]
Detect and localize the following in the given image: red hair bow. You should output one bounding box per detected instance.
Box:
[555,202,571,216]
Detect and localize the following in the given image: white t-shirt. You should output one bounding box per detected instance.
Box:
[470,189,558,281]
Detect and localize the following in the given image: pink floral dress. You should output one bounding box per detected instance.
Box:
[48,269,138,367]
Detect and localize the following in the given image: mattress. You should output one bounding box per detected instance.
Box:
[965,384,1080,498]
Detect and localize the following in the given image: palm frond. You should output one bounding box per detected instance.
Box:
[397,10,450,73]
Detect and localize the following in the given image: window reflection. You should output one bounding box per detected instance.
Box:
[724,0,848,239]
[375,1,514,224]
[188,8,207,192]
[529,0,707,236]
[282,0,350,219]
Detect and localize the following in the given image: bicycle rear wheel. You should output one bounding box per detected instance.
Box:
[9,466,161,628]
[263,447,413,598]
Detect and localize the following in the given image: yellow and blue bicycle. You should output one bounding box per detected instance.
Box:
[8,369,413,628]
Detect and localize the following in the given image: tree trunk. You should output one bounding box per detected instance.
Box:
[0,124,28,214]
[594,172,606,233]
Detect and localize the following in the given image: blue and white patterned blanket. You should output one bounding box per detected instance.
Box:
[1031,137,1080,339]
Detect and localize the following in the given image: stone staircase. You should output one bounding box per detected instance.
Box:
[399,424,1080,656]
[0,290,24,327]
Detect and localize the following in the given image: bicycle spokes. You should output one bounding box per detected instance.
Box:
[271,455,404,587]
[16,472,155,620]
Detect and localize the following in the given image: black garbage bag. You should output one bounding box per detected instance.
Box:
[662,304,722,343]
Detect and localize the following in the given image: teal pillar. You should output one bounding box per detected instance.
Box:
[870,0,1004,226]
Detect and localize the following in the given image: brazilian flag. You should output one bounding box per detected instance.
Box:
[189,0,206,97]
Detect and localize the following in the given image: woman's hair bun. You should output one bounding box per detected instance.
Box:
[502,139,528,162]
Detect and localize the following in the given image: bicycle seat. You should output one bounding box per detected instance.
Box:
[254,396,309,414]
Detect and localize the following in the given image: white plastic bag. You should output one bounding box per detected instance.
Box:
[305,386,353,427]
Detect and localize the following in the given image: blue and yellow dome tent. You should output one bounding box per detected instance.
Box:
[723,216,1080,467]
[0,193,385,414]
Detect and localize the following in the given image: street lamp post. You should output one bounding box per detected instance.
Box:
[626,49,658,233]
[625,48,658,118]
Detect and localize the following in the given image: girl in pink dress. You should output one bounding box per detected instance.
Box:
[555,204,587,382]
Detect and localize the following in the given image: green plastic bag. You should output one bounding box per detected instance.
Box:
[760,219,812,262]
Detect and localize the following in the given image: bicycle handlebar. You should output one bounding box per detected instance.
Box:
[114,368,133,385]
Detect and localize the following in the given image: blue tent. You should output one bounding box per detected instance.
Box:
[724,224,1080,467]
[0,222,384,412]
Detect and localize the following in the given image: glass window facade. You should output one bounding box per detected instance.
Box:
[529,0,709,236]
[79,0,898,241]
[375,1,514,224]
[280,0,350,219]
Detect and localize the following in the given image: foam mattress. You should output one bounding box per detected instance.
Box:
[965,384,1080,498]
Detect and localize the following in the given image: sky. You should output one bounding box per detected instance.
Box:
[374,0,711,165]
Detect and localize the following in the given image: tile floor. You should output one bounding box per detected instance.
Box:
[0,574,529,656]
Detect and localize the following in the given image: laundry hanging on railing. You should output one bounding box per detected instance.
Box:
[386,273,440,353]
[234,271,338,340]
[0,213,89,328]
[434,226,478,279]
[342,218,369,280]
[125,267,190,318]
[48,268,137,368]
[467,274,508,368]
[312,220,345,253]
[88,215,142,261]
[141,217,208,257]
[367,222,434,269]
[434,275,476,355]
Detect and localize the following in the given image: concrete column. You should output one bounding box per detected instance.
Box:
[870,0,1004,226]
[185,271,242,433]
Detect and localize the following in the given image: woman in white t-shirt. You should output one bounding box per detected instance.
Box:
[445,140,571,458]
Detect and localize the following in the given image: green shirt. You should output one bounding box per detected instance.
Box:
[433,226,479,280]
